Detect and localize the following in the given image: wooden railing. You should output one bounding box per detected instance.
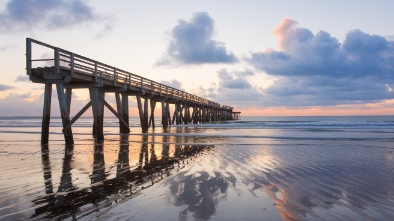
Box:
[26,38,233,110]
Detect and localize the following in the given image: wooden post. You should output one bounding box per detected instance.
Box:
[175,103,180,125]
[136,95,144,131]
[148,99,156,129]
[41,83,52,145]
[116,93,129,133]
[161,100,168,129]
[115,93,122,117]
[172,104,176,125]
[56,83,74,145]
[144,98,149,131]
[26,38,31,76]
[66,88,72,117]
[202,106,205,123]
[179,104,184,124]
[93,90,105,137]
[89,87,104,140]
[166,102,171,125]
[183,104,189,124]
[113,68,117,85]
[136,95,148,133]
[70,53,75,76]
[192,105,196,124]
[121,93,129,133]
[54,48,60,74]
[187,106,192,124]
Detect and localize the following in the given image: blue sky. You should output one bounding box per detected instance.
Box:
[1,0,394,116]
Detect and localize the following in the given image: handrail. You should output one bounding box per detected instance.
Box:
[26,38,233,110]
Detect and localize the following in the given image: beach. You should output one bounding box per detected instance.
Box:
[0,116,394,220]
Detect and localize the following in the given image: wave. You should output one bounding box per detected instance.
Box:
[1,119,394,129]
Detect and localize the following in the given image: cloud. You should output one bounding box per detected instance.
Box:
[218,69,253,89]
[0,88,92,116]
[0,92,43,116]
[15,75,29,82]
[190,69,266,108]
[248,18,394,106]
[0,0,110,32]
[95,21,114,39]
[386,35,394,41]
[160,79,185,91]
[0,84,15,91]
[158,12,237,65]
[0,44,16,51]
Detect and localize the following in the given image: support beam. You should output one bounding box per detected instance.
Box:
[41,83,52,145]
[179,103,185,124]
[66,88,72,117]
[172,104,176,125]
[121,93,129,133]
[115,93,122,117]
[102,98,130,133]
[144,97,149,131]
[161,100,168,129]
[116,93,129,133]
[56,83,74,145]
[66,101,92,130]
[175,103,180,125]
[148,99,156,129]
[166,102,171,126]
[136,95,149,133]
[89,88,104,140]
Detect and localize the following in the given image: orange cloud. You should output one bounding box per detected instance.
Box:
[273,18,297,50]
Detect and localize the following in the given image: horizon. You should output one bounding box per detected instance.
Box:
[1,114,394,118]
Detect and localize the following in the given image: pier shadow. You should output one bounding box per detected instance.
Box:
[32,134,214,220]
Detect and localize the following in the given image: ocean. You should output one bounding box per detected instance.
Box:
[0,116,393,220]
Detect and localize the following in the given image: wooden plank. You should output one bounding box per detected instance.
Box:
[64,82,103,89]
[41,83,52,145]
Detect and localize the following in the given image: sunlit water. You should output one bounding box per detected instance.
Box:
[0,116,393,220]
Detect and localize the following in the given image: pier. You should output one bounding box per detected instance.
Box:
[26,38,240,145]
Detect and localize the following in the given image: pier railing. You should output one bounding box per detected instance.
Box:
[26,38,231,110]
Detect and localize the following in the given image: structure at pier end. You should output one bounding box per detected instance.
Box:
[26,38,241,145]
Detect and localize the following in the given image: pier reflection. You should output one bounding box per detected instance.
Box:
[32,134,214,220]
[40,145,53,195]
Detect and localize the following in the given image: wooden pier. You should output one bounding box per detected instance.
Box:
[26,38,240,145]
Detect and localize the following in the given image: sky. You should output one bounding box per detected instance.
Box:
[1,0,394,116]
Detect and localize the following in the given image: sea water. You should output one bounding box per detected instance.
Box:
[0,116,393,220]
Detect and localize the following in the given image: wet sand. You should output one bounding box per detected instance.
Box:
[0,125,394,220]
